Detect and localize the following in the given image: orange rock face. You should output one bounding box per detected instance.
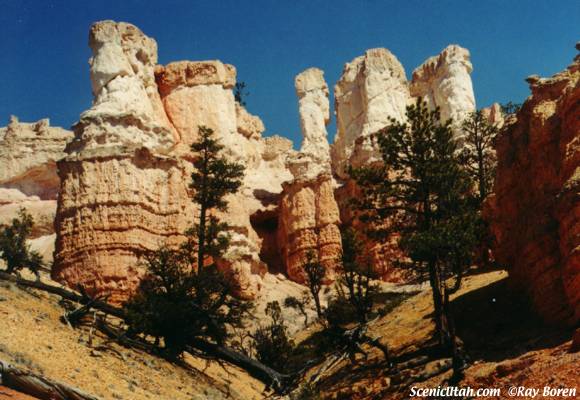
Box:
[334,180,412,283]
[53,150,194,304]
[278,174,341,283]
[277,68,342,283]
[486,49,579,325]
[52,21,292,302]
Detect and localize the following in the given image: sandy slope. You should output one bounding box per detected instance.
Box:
[0,273,265,400]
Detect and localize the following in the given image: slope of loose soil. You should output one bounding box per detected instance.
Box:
[0,273,265,400]
[299,270,579,399]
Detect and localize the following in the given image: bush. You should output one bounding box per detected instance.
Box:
[284,294,310,326]
[253,301,294,373]
[125,245,250,357]
[0,208,44,278]
[324,295,358,328]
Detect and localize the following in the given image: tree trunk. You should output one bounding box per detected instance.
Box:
[427,261,451,348]
[186,341,294,393]
[0,272,124,319]
[0,359,100,400]
[197,205,206,274]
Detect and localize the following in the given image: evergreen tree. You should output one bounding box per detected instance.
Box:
[351,99,477,375]
[0,208,44,279]
[337,227,377,323]
[253,301,295,373]
[189,125,245,273]
[125,125,249,358]
[460,110,499,202]
[303,251,325,320]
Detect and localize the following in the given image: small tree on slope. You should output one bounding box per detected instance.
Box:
[125,125,250,357]
[351,99,478,376]
[0,208,44,280]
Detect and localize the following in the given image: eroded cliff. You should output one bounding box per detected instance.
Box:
[486,46,580,325]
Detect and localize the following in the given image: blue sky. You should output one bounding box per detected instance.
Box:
[0,0,578,146]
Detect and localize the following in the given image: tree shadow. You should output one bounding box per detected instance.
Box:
[451,276,573,363]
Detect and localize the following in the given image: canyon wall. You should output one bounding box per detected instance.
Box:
[486,46,579,325]
[278,68,341,283]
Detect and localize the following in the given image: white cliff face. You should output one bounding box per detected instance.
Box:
[410,44,476,136]
[332,48,411,179]
[0,117,73,266]
[68,21,176,156]
[288,68,332,180]
[155,60,242,160]
[331,45,476,179]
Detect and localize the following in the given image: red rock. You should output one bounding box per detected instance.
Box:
[485,49,580,325]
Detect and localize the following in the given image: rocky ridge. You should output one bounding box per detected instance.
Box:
[0,116,73,264]
[1,21,482,302]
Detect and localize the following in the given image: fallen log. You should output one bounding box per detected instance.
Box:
[0,359,100,400]
[186,341,295,393]
[0,272,123,319]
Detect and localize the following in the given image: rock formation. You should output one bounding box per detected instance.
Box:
[53,21,195,304]
[330,45,476,283]
[410,44,476,137]
[332,48,411,179]
[278,68,341,283]
[0,116,72,199]
[0,116,72,265]
[42,21,481,300]
[486,47,579,325]
[53,21,293,302]
[481,102,505,129]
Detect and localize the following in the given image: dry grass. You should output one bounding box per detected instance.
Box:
[0,274,265,400]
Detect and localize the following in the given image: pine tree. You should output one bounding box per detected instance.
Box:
[351,99,477,375]
[460,110,499,202]
[189,125,245,273]
[125,125,249,357]
[0,208,44,279]
[303,251,325,320]
[337,227,377,323]
[253,301,295,373]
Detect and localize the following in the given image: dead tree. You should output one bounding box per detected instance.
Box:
[0,359,100,400]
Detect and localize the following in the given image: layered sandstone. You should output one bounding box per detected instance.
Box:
[53,21,194,304]
[278,68,341,283]
[0,116,72,199]
[0,117,72,265]
[156,59,293,298]
[53,21,293,302]
[486,48,580,325]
